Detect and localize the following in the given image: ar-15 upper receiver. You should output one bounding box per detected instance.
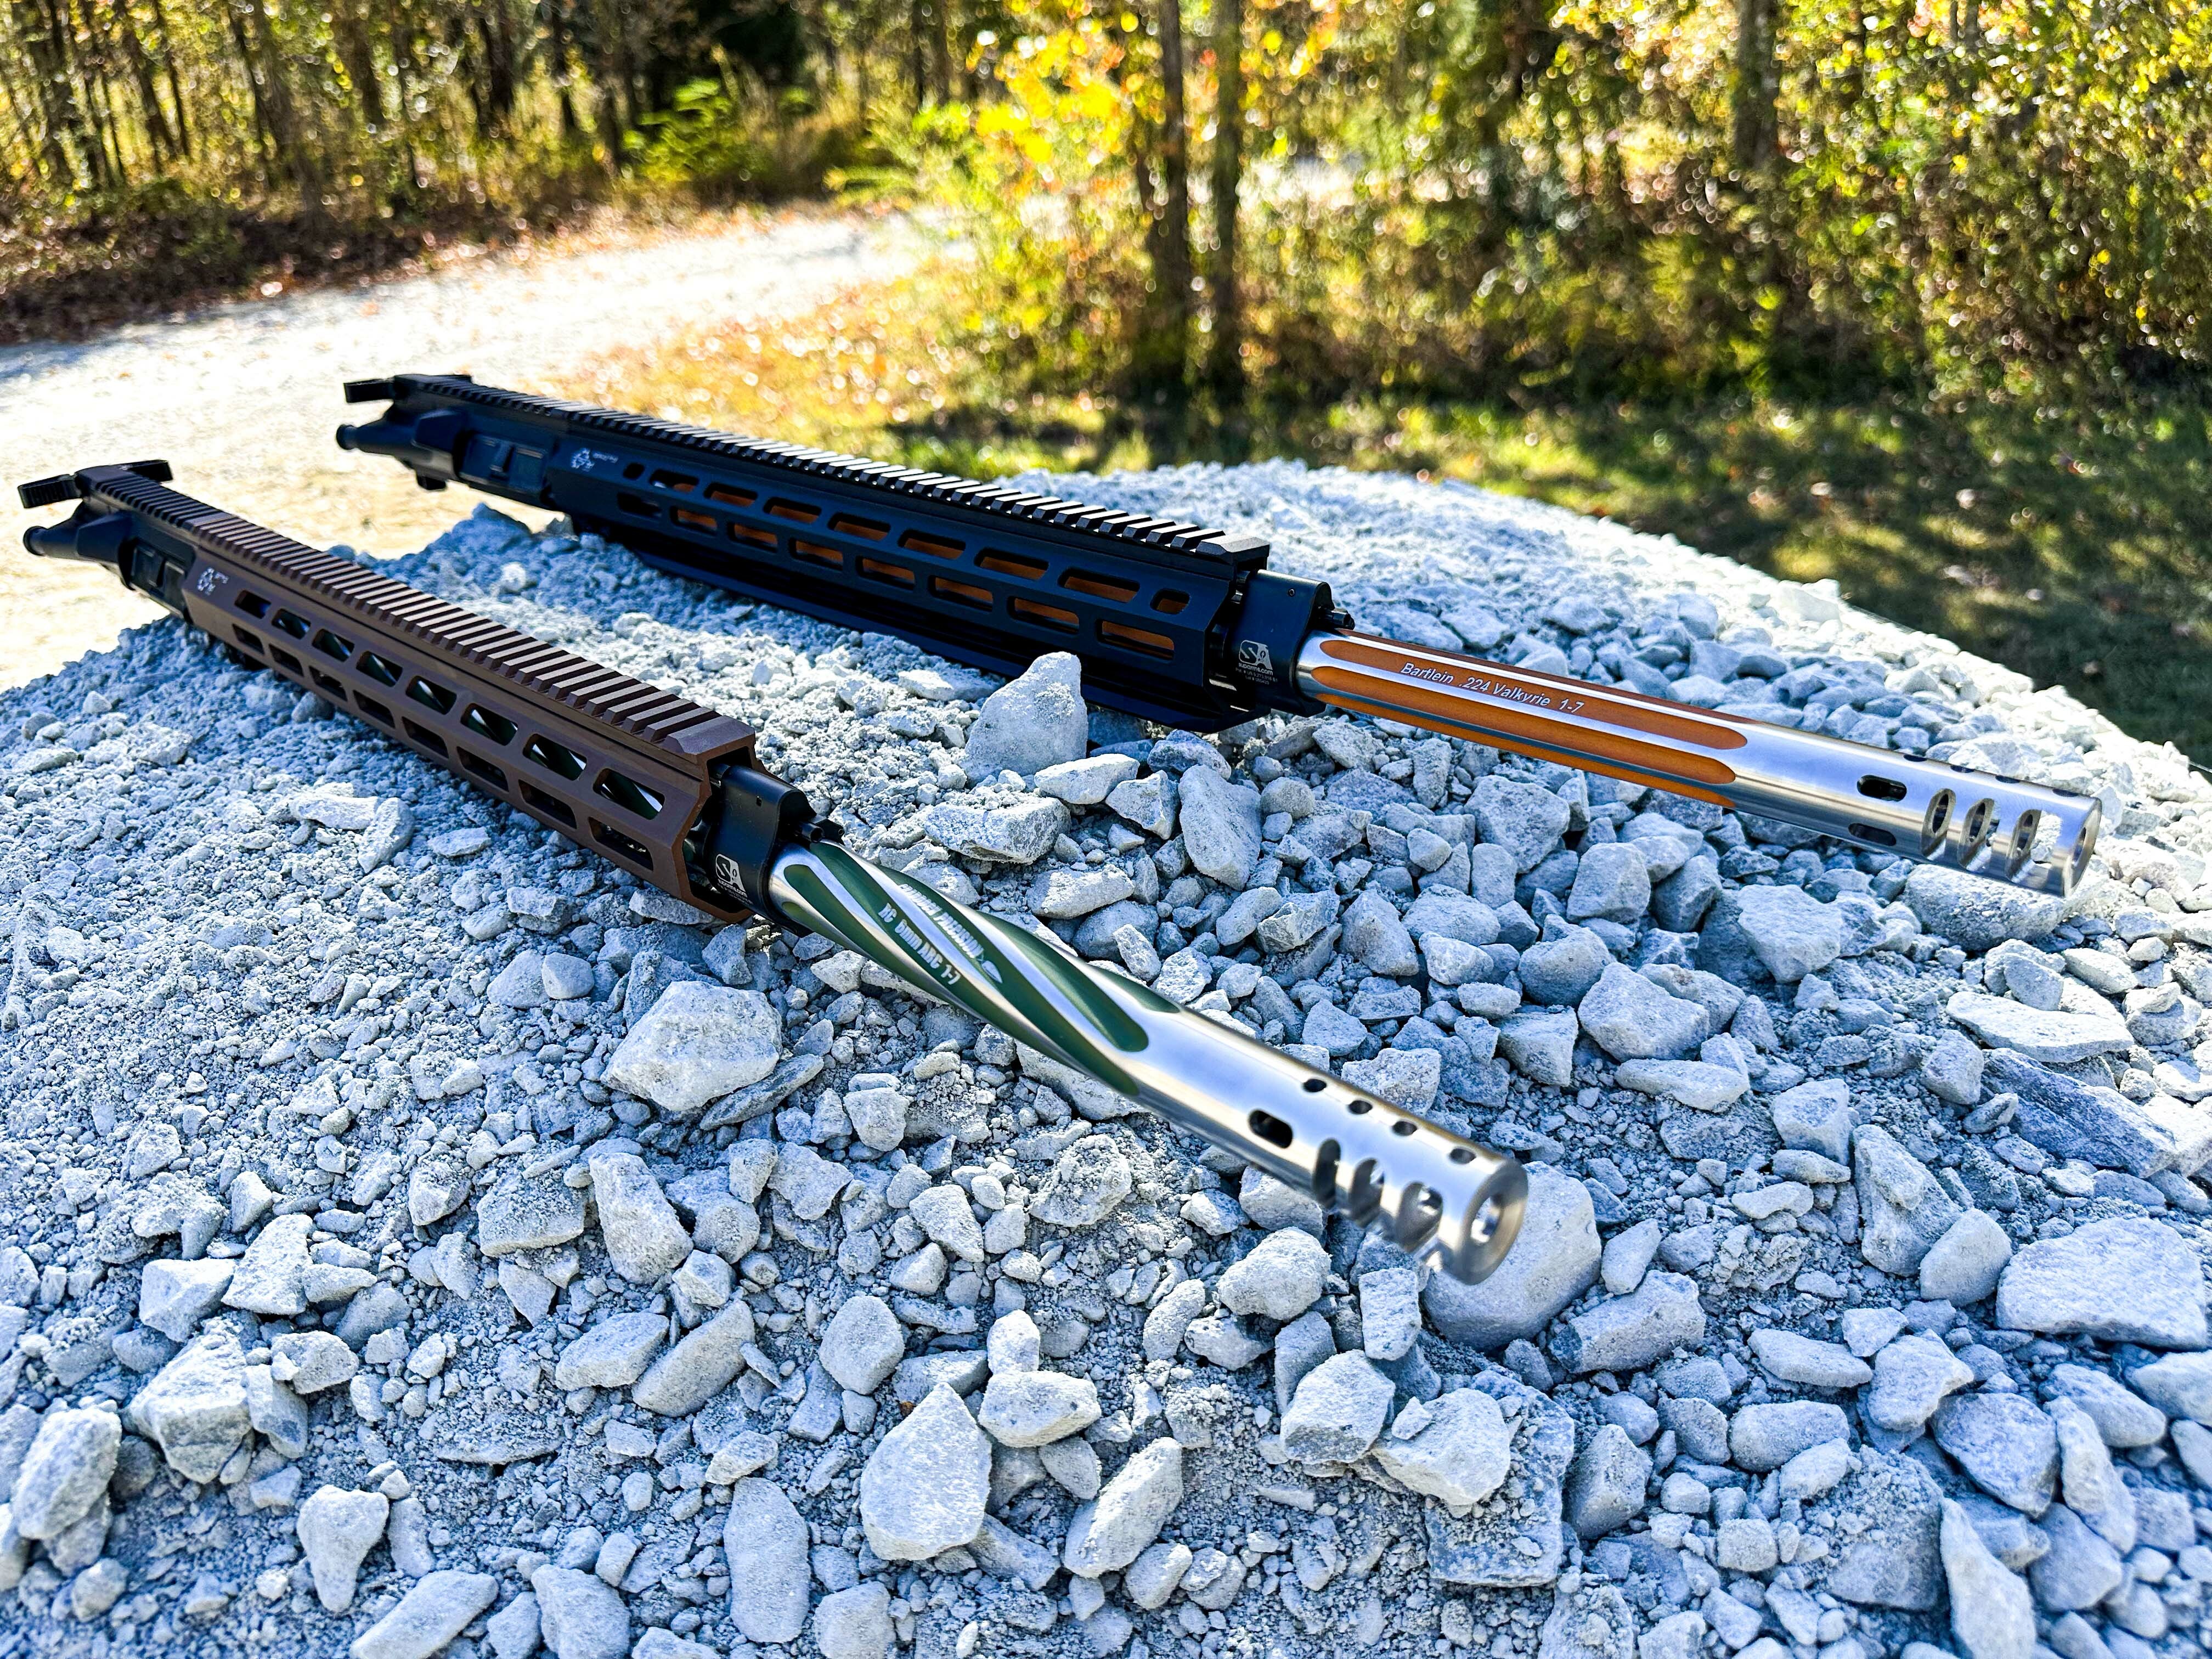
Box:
[337,374,2103,896]
[19,461,1528,1284]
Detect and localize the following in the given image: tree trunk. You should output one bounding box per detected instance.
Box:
[330,0,383,136]
[1204,0,1242,403]
[907,0,926,106]
[601,0,641,133]
[467,4,519,138]
[544,0,580,139]
[223,2,278,187]
[110,0,176,160]
[0,48,48,192]
[927,0,951,103]
[145,0,183,153]
[390,17,424,192]
[26,0,97,187]
[593,77,622,171]
[854,0,872,122]
[63,0,119,185]
[1133,0,1190,397]
[485,1,519,133]
[84,12,127,183]
[1731,0,1778,177]
[244,0,320,202]
[8,5,64,184]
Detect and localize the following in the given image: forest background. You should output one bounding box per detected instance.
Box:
[3,0,2210,751]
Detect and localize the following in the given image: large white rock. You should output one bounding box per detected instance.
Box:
[603,981,780,1116]
[1748,1330,1872,1390]
[1945,991,2132,1065]
[552,1313,668,1391]
[1553,1272,1707,1374]
[1369,1389,1512,1510]
[1717,885,1844,984]
[909,1184,986,1263]
[1215,1229,1330,1322]
[8,1408,119,1541]
[1577,964,1708,1061]
[978,1371,1101,1447]
[1939,1499,2036,1659]
[1177,768,1264,889]
[1918,1210,2012,1306]
[1769,1079,1854,1161]
[723,1478,809,1644]
[1853,1125,1961,1276]
[1034,753,1141,806]
[858,1384,991,1560]
[1027,1136,1135,1228]
[477,1166,588,1256]
[1423,1164,1599,1347]
[139,1258,235,1344]
[127,1326,252,1481]
[1995,1217,2209,1349]
[297,1485,391,1613]
[349,1570,500,1659]
[815,1583,895,1659]
[585,1150,692,1284]
[1866,1335,1975,1434]
[2128,1352,2212,1425]
[1905,865,2070,952]
[1280,1353,1394,1464]
[924,793,1070,864]
[270,1330,359,1394]
[1471,777,1570,872]
[1063,1438,1184,1577]
[224,1212,312,1315]
[2049,1396,2136,1553]
[820,1295,905,1395]
[2048,1364,2169,1447]
[631,1299,758,1416]
[529,1565,629,1659]
[961,652,1088,779]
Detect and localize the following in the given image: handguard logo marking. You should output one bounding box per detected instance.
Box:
[1234,640,1273,680]
[194,568,228,595]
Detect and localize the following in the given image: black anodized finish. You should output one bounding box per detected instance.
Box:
[337,374,1330,730]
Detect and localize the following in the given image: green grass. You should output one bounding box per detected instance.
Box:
[1372,393,2212,761]
[555,273,2212,759]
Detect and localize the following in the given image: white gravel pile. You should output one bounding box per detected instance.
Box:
[5,460,2212,1659]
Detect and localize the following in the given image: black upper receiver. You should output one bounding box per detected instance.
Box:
[338,374,1344,730]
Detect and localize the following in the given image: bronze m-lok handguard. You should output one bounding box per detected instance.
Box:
[19,463,1528,1283]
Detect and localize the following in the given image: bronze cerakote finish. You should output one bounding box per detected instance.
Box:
[1297,633,2103,896]
[30,461,759,923]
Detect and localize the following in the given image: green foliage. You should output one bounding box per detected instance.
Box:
[0,0,872,324]
[884,0,2211,409]
[623,81,776,190]
[867,34,1164,395]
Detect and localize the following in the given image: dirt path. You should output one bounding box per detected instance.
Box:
[1,207,907,690]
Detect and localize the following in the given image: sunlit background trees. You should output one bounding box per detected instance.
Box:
[3,0,2209,748]
[3,0,2205,397]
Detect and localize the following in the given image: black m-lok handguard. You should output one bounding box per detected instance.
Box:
[336,373,1344,731]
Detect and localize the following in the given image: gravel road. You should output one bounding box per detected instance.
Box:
[1,210,905,690]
